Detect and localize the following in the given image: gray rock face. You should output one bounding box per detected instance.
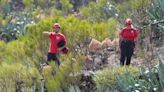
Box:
[107,54,120,67]
[79,70,96,92]
[157,46,164,63]
[83,46,119,71]
[94,55,102,65]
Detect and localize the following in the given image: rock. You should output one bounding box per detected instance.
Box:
[107,54,119,67]
[111,38,119,47]
[88,39,102,53]
[84,55,94,70]
[111,38,119,52]
[157,46,164,61]
[107,47,115,52]
[86,55,93,62]
[80,71,96,92]
[102,38,112,48]
[84,61,94,70]
[131,58,144,66]
[144,51,154,61]
[94,56,102,65]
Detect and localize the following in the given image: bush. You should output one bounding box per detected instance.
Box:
[80,0,119,22]
[1,12,34,42]
[1,15,118,91]
[43,52,85,92]
[93,66,139,91]
[0,62,40,92]
[116,60,164,92]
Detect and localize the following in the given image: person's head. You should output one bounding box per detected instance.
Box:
[53,23,61,33]
[125,18,132,28]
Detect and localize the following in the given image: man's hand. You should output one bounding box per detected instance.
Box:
[61,47,69,54]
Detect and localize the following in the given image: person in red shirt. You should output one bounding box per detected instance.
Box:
[119,18,138,65]
[43,23,68,66]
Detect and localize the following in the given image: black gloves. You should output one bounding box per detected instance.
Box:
[61,47,69,54]
[57,40,66,48]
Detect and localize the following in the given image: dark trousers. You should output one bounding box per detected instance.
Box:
[47,53,60,66]
[120,41,134,65]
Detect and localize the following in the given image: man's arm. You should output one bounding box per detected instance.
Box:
[57,40,66,51]
[57,36,68,54]
[43,32,51,36]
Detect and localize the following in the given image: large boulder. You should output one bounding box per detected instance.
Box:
[107,54,119,67]
[88,39,102,53]
[102,38,112,48]
[111,38,119,47]
[111,38,119,52]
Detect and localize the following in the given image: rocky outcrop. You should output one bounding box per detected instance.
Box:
[88,39,102,53]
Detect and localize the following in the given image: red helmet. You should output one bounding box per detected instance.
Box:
[53,23,61,29]
[125,18,132,25]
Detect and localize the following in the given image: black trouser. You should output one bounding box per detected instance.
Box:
[47,53,60,66]
[120,41,134,65]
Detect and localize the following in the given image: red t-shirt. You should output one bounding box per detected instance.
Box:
[48,32,66,53]
[120,27,138,41]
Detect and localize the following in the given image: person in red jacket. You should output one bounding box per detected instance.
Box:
[119,18,138,65]
[43,23,68,66]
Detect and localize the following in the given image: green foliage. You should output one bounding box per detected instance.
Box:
[93,66,139,91]
[0,0,163,91]
[117,0,151,19]
[0,0,8,5]
[130,0,150,10]
[90,18,118,41]
[0,0,11,16]
[147,0,164,20]
[80,0,119,22]
[1,12,34,41]
[116,61,164,92]
[43,53,84,92]
[25,15,118,48]
[49,8,63,17]
[0,62,40,92]
[60,0,73,15]
[0,16,89,91]
[147,0,164,46]
[157,60,164,89]
[116,71,148,92]
[0,41,6,62]
[107,18,119,39]
[0,14,118,91]
[23,0,34,8]
[68,85,81,92]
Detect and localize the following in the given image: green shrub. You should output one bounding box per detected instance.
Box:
[93,66,139,91]
[0,11,118,92]
[1,12,34,41]
[116,60,164,92]
[0,62,40,92]
[44,52,84,92]
[0,41,6,62]
[25,15,118,47]
[80,0,119,22]
[117,0,151,19]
